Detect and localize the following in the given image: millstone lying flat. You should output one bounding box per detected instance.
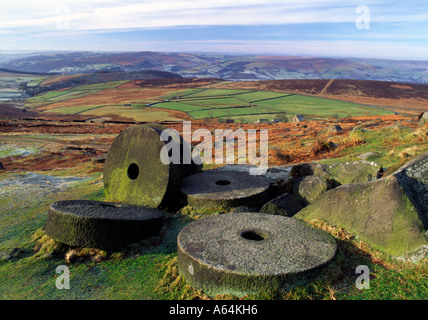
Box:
[45,200,164,250]
[180,170,271,209]
[103,124,201,210]
[177,212,337,297]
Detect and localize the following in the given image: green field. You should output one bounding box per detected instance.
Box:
[25,81,126,108]
[72,81,127,91]
[22,80,395,122]
[0,73,48,101]
[41,105,105,115]
[153,88,394,121]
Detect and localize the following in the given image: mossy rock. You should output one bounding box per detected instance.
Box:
[392,151,428,227]
[417,112,428,126]
[294,174,428,258]
[317,124,342,136]
[290,160,382,187]
[260,193,304,217]
[177,212,337,297]
[45,200,164,250]
[292,175,331,205]
[180,170,272,209]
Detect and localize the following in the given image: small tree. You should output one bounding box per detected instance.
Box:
[275,112,289,122]
[17,82,28,92]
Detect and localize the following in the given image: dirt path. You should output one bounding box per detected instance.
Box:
[320,79,334,95]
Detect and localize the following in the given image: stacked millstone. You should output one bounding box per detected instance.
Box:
[177,212,337,297]
[103,123,202,211]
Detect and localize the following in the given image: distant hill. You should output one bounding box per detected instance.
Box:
[1,51,427,84]
[0,68,59,76]
[23,70,182,96]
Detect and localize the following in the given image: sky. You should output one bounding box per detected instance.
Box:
[1,0,428,60]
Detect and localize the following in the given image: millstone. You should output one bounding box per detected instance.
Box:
[45,200,164,250]
[177,212,337,297]
[103,124,201,210]
[180,170,271,209]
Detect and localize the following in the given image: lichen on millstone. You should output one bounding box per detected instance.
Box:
[146,123,203,177]
[180,170,272,209]
[103,124,201,211]
[177,212,337,297]
[45,200,164,250]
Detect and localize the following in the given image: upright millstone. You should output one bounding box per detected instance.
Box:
[103,124,201,210]
[177,212,337,297]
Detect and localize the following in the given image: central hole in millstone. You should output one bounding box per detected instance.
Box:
[215,180,231,186]
[127,163,139,180]
[240,230,267,241]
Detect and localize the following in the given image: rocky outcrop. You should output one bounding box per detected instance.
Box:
[392,151,428,227]
[291,175,331,205]
[295,151,428,259]
[290,160,382,187]
[418,112,428,126]
[260,193,304,217]
[317,124,342,136]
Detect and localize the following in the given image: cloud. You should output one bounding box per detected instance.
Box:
[178,39,428,60]
[1,0,426,59]
[2,0,426,31]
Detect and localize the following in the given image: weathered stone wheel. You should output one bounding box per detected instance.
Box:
[45,200,164,250]
[103,124,201,210]
[180,170,271,209]
[177,212,337,297]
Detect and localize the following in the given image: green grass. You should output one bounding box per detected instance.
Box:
[26,90,101,107]
[23,84,395,121]
[319,126,428,174]
[24,81,126,108]
[45,90,101,102]
[181,89,251,98]
[234,91,288,102]
[152,89,395,121]
[78,105,184,122]
[71,81,127,91]
[153,101,205,113]
[37,90,74,100]
[42,105,105,115]
[190,106,263,119]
